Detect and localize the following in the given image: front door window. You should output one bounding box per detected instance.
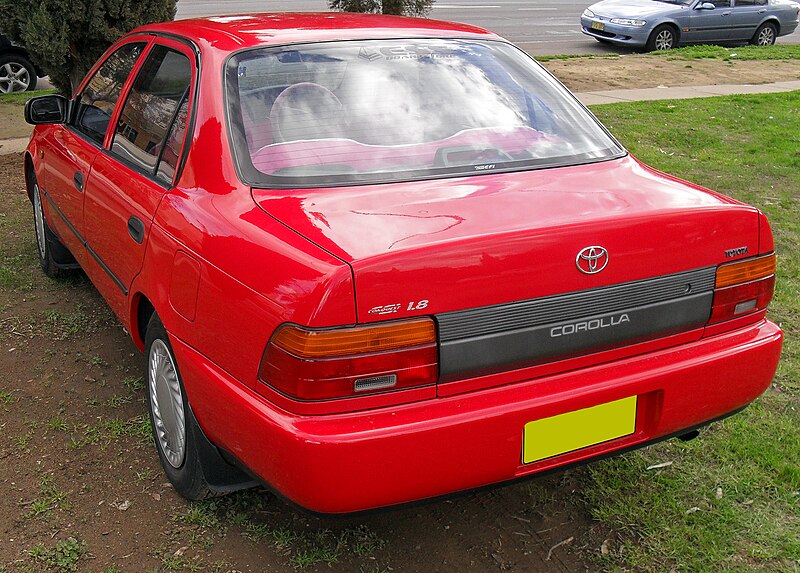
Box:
[74,43,146,144]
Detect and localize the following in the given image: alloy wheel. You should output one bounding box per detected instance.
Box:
[758,27,775,46]
[148,339,187,469]
[654,30,674,51]
[0,61,31,93]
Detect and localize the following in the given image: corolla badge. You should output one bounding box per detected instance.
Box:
[576,246,609,274]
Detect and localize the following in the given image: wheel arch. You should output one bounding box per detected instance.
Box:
[761,17,780,35]
[660,21,682,44]
[131,292,156,351]
[0,48,43,80]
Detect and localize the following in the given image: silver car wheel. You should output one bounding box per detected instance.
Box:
[148,339,187,469]
[654,29,674,51]
[32,183,47,260]
[757,26,775,46]
[0,61,31,94]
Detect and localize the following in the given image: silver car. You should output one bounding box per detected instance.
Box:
[581,0,800,51]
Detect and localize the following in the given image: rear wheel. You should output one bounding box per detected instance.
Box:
[0,54,37,93]
[646,25,677,52]
[145,314,214,500]
[751,22,777,46]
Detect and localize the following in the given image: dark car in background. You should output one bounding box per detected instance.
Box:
[0,33,40,93]
[581,0,800,51]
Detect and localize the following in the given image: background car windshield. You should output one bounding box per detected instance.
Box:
[227,39,624,187]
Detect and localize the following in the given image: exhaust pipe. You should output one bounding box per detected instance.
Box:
[677,429,700,442]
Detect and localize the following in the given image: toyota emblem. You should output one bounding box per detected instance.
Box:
[576,246,609,274]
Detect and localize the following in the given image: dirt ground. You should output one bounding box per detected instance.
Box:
[543,54,800,92]
[0,152,608,572]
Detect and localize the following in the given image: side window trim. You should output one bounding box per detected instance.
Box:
[153,87,190,182]
[67,37,154,149]
[105,37,199,189]
[101,40,156,150]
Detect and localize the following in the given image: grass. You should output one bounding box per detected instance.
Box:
[581,91,800,571]
[0,89,57,106]
[0,192,38,292]
[177,493,386,569]
[27,537,86,572]
[47,416,69,432]
[44,306,97,339]
[69,415,152,449]
[123,375,145,392]
[26,475,70,520]
[655,43,800,61]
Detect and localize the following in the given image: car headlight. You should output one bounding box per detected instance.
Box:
[610,18,647,26]
[583,8,595,17]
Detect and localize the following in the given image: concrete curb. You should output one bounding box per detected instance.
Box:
[0,137,29,156]
[575,80,800,106]
[1,81,798,156]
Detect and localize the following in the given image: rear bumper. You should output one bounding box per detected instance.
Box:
[173,319,782,514]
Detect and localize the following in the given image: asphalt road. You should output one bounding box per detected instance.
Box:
[175,0,800,55]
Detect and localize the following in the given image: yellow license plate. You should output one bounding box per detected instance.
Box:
[591,21,605,31]
[523,396,637,464]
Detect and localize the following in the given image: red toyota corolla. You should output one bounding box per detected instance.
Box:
[23,13,782,513]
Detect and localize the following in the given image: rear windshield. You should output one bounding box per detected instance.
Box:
[225,39,625,188]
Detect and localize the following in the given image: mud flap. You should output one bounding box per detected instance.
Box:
[187,404,260,494]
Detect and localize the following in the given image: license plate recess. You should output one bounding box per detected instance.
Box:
[523,396,637,464]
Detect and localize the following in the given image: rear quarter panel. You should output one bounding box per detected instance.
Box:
[130,43,356,396]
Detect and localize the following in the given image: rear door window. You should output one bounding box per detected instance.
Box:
[111,45,192,182]
[75,43,146,144]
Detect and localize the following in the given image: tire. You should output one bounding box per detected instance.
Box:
[646,25,678,52]
[31,177,65,278]
[751,22,777,46]
[0,54,37,93]
[145,313,214,500]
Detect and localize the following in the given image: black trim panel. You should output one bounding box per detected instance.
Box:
[437,267,716,381]
[40,188,128,295]
[438,267,715,341]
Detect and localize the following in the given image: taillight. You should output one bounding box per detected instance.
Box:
[709,253,776,324]
[258,318,438,400]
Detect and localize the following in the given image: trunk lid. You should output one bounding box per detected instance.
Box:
[253,155,759,320]
[253,156,760,382]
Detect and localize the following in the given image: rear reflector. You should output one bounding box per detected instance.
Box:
[259,319,438,401]
[709,254,776,325]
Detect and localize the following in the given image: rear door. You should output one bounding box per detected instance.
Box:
[39,42,146,263]
[81,38,196,319]
[730,0,768,40]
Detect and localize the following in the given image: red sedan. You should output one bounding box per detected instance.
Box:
[23,13,781,513]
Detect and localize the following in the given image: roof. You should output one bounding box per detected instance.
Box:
[137,12,499,52]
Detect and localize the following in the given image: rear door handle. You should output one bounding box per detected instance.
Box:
[73,171,84,192]
[127,216,145,244]
[758,8,767,12]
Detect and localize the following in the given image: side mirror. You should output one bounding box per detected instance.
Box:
[697,2,716,9]
[24,94,70,125]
